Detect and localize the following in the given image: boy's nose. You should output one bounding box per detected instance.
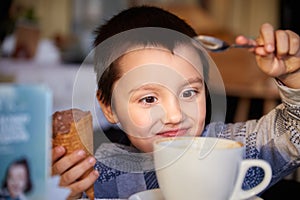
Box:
[162,97,183,124]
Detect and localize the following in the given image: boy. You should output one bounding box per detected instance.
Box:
[52,6,300,199]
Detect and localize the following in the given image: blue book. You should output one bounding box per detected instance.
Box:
[0,84,52,200]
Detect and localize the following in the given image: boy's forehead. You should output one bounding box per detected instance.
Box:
[115,64,202,94]
[93,27,209,84]
[118,45,204,76]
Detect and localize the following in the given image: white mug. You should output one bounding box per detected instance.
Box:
[153,137,272,200]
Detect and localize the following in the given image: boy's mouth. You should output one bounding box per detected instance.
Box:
[156,128,188,137]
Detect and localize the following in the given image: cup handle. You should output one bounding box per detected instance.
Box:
[229,159,272,200]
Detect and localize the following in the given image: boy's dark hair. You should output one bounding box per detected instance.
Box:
[93,5,211,131]
[2,157,33,193]
[93,6,198,47]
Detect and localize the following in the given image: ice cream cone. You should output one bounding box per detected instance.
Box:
[52,108,94,199]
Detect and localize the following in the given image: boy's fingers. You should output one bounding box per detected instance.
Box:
[235,35,248,44]
[235,35,256,46]
[59,156,96,186]
[275,30,289,57]
[52,150,86,175]
[52,146,66,163]
[67,170,99,199]
[286,30,300,55]
[259,23,275,52]
[71,170,99,191]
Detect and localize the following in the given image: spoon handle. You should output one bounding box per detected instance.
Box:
[231,44,263,48]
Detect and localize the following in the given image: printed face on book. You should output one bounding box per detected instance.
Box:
[101,47,206,152]
[7,164,28,198]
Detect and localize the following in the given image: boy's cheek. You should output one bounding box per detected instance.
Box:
[123,108,151,126]
[181,97,206,118]
[117,109,153,136]
[126,105,163,127]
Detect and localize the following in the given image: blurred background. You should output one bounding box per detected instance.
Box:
[1,0,299,62]
[0,1,300,199]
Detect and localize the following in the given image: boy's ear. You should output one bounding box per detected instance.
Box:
[97,91,118,124]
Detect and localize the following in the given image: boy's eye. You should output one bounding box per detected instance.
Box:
[180,89,198,99]
[139,96,158,105]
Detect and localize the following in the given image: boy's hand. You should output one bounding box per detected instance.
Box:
[235,23,300,89]
[52,146,99,199]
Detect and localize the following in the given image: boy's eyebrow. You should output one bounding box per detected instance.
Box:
[129,77,203,94]
[184,77,204,86]
[129,84,159,94]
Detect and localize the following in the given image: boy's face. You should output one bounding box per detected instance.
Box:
[101,48,206,152]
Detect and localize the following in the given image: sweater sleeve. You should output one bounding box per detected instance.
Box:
[204,80,300,189]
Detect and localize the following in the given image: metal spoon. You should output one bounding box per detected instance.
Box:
[194,35,260,52]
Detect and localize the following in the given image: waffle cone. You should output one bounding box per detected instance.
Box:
[52,109,94,199]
